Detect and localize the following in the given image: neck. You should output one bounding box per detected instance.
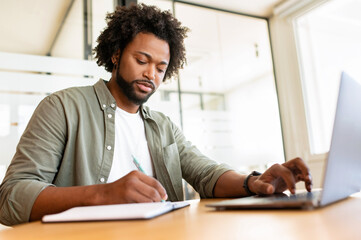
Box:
[106,78,140,113]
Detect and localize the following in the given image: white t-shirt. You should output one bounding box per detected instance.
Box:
[107,107,154,183]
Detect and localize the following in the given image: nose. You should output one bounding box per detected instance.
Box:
[143,65,156,81]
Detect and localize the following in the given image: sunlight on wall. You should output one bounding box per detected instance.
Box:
[295,0,361,154]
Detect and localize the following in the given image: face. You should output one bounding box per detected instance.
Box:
[114,32,170,106]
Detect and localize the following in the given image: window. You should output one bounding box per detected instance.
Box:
[270,0,361,188]
[0,104,10,137]
[295,0,361,154]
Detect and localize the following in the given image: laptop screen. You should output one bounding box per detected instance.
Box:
[320,72,361,206]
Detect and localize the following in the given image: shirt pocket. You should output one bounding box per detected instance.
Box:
[163,142,182,190]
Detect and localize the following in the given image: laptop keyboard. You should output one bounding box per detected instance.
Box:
[206,189,323,209]
[258,190,322,202]
[287,190,321,201]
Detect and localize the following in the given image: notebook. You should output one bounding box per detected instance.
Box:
[42,201,190,223]
[207,72,361,210]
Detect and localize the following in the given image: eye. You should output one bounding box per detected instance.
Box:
[136,59,146,65]
[157,68,165,73]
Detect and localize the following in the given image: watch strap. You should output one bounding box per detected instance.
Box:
[243,171,262,195]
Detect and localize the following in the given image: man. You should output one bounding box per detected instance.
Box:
[0,4,312,226]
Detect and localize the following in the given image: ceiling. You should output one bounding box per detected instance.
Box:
[0,0,286,56]
[0,0,74,56]
[177,0,285,17]
[0,0,286,97]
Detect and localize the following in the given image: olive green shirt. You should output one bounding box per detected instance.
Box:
[0,79,232,226]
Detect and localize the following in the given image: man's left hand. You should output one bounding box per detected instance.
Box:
[249,157,313,195]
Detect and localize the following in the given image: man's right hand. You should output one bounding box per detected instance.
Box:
[30,170,167,221]
[102,170,168,203]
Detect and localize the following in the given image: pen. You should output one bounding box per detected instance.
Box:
[132,155,146,174]
[132,155,166,202]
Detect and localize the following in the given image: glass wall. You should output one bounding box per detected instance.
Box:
[174,3,284,172]
[0,0,284,188]
[0,0,113,176]
[295,0,361,154]
[141,0,284,172]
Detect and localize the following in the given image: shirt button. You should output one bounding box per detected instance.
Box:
[102,104,106,108]
[108,114,112,118]
[111,103,116,108]
[107,145,112,150]
[100,177,105,183]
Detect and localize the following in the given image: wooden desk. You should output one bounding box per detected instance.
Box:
[1,193,360,240]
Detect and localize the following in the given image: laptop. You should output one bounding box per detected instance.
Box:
[207,72,361,210]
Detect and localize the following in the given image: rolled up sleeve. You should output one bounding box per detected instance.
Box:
[0,95,66,226]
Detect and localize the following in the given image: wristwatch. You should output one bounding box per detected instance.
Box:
[243,171,262,195]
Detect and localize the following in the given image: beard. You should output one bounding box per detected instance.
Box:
[115,70,155,106]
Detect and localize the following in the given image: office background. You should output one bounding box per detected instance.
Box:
[0,0,360,195]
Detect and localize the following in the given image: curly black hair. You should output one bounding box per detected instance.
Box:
[93,3,189,81]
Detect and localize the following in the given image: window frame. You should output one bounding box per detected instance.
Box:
[269,0,331,187]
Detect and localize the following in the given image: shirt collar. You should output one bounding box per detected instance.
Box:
[140,105,151,119]
[93,79,117,111]
[93,79,152,119]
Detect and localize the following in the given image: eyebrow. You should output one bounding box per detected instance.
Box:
[136,51,169,65]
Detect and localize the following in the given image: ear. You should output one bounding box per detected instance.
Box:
[111,50,121,65]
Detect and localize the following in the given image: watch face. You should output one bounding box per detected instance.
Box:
[251,171,262,176]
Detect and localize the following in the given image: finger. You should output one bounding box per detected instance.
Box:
[134,182,164,202]
[284,158,313,192]
[253,180,274,195]
[123,173,164,202]
[126,188,155,203]
[134,171,168,201]
[305,174,312,192]
[274,166,297,194]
